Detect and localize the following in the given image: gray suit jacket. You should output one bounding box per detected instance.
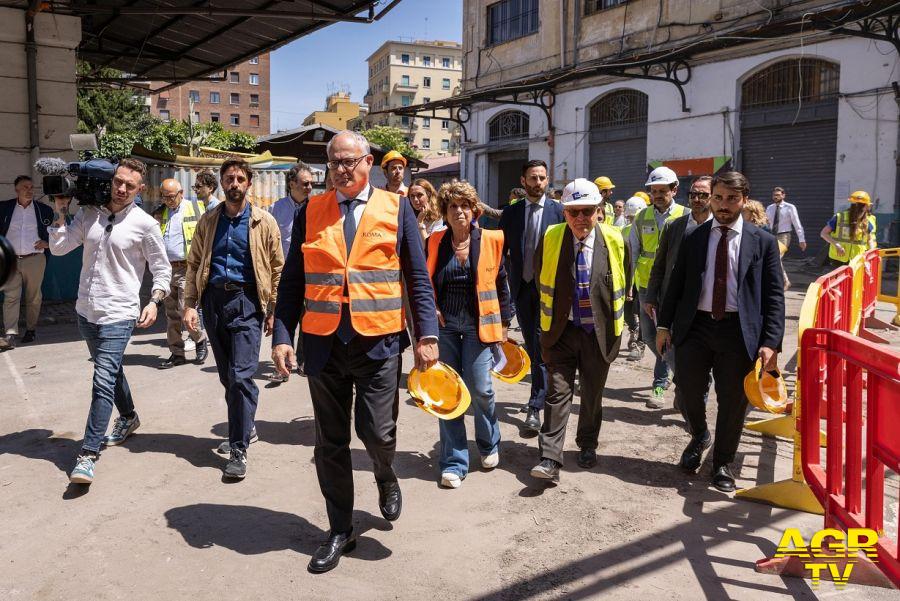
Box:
[645,214,689,307]
[535,224,622,364]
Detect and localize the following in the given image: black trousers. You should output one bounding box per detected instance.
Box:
[538,322,611,465]
[515,280,547,409]
[674,312,755,467]
[308,339,401,533]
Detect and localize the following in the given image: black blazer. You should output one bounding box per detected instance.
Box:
[0,199,54,254]
[535,225,623,364]
[499,198,564,298]
[427,227,513,327]
[645,214,691,307]
[658,220,785,360]
[272,190,439,377]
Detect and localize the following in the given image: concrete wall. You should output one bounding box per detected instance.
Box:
[0,7,80,198]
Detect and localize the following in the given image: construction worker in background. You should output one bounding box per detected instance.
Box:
[612,200,627,227]
[630,166,686,409]
[634,191,651,205]
[622,196,647,362]
[593,176,616,225]
[820,190,877,266]
[381,150,408,196]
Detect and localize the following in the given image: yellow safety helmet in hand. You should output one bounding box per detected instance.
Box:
[593,176,615,191]
[743,359,789,414]
[848,190,871,205]
[490,340,531,384]
[408,362,471,420]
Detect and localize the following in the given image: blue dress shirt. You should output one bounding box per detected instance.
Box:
[209,202,255,285]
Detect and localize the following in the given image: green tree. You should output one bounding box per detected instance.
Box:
[362,126,419,159]
[76,62,147,135]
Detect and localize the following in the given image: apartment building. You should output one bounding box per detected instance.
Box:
[363,40,462,158]
[303,92,364,129]
[450,0,897,249]
[150,53,270,133]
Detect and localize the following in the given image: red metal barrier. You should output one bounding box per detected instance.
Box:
[800,328,900,587]
[862,250,881,320]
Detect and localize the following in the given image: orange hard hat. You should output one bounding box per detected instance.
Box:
[490,340,531,384]
[408,362,471,420]
[743,359,789,414]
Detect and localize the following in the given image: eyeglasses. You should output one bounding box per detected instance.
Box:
[105,212,115,233]
[326,156,367,172]
[689,192,711,200]
[565,207,597,218]
[161,192,182,200]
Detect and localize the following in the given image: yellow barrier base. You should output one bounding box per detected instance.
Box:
[735,479,824,515]
[745,416,827,446]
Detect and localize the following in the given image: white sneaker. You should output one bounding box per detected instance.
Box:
[481,452,499,469]
[440,472,462,489]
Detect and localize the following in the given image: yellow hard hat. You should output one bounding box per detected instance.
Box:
[380,150,407,169]
[848,190,871,205]
[743,359,789,414]
[408,362,471,420]
[490,340,531,384]
[634,191,651,205]
[593,176,615,191]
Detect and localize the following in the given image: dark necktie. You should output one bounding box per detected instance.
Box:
[523,203,540,282]
[772,204,781,233]
[336,198,360,343]
[572,242,594,333]
[712,226,730,320]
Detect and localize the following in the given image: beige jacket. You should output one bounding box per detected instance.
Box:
[184,202,284,312]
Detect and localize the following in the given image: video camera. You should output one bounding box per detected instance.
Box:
[0,235,15,288]
[34,133,115,207]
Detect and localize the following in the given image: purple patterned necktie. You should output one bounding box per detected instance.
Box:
[572,241,594,333]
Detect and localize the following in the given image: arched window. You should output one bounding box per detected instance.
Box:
[589,90,648,129]
[742,59,839,109]
[488,110,529,141]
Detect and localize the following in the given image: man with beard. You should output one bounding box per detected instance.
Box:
[657,171,784,493]
[381,150,408,196]
[499,160,564,432]
[644,176,713,416]
[183,159,284,480]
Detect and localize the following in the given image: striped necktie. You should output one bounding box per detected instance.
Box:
[572,242,594,333]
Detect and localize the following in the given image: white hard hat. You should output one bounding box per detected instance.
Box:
[624,197,645,217]
[561,178,601,206]
[645,166,679,187]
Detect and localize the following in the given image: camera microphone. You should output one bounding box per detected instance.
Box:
[34,157,70,176]
[34,157,72,197]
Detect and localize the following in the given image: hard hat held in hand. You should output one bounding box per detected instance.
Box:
[490,340,531,384]
[743,359,789,414]
[408,362,471,420]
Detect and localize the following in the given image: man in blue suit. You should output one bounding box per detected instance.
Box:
[499,159,565,432]
[272,130,439,574]
[657,171,784,493]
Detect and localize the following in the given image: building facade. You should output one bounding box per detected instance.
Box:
[456,0,898,250]
[363,39,462,158]
[150,53,270,133]
[303,92,364,129]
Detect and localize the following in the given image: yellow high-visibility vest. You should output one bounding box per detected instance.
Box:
[828,211,876,263]
[633,203,685,289]
[160,199,204,256]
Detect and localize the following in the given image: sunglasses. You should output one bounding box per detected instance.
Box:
[689,192,711,200]
[565,207,597,218]
[105,212,115,233]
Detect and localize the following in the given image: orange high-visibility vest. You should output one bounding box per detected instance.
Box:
[302,188,404,336]
[426,228,504,343]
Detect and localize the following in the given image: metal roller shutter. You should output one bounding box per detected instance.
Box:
[588,122,648,198]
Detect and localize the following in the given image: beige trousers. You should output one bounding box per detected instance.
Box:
[165,262,207,356]
[2,253,45,335]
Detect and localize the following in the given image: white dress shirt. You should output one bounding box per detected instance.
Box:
[765,201,805,243]
[49,203,171,325]
[613,214,628,228]
[684,211,713,237]
[162,202,186,261]
[568,228,595,320]
[269,195,303,257]
[8,202,41,256]
[698,216,743,313]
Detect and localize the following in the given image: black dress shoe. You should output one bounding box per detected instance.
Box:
[195,340,208,364]
[577,448,597,469]
[530,458,561,482]
[159,354,187,369]
[21,330,35,344]
[679,431,711,472]
[524,407,541,432]
[308,529,356,574]
[377,481,402,521]
[712,464,736,493]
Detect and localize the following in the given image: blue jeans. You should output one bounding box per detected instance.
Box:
[637,289,670,389]
[77,314,136,453]
[437,311,501,477]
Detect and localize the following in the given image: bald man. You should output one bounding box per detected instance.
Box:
[158,178,208,368]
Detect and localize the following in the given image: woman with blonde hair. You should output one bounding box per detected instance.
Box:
[408,178,444,242]
[743,200,770,230]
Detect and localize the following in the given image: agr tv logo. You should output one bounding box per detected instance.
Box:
[774,527,879,589]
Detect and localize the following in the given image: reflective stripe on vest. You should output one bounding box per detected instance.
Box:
[160,199,203,256]
[538,223,625,337]
[828,211,876,263]
[634,203,685,289]
[426,228,505,343]
[302,188,403,336]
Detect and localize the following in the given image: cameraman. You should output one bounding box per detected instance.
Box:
[48,157,171,485]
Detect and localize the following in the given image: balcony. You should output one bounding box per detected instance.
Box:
[393,82,419,93]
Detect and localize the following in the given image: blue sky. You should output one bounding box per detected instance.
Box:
[270,0,463,133]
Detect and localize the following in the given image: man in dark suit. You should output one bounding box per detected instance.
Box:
[272,130,438,574]
[657,171,784,493]
[498,159,564,431]
[0,175,54,349]
[529,179,625,483]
